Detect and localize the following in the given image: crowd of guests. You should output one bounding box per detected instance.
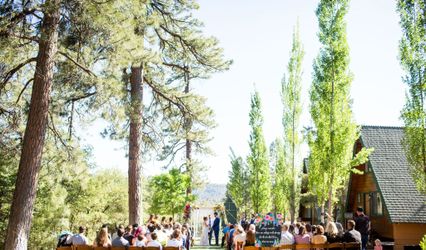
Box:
[222,207,379,250]
[57,215,193,249]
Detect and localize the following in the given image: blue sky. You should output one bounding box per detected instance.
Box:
[82,0,405,184]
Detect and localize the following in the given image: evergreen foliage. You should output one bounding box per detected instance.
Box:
[247,90,271,214]
[270,138,291,216]
[308,0,372,213]
[281,23,304,222]
[227,148,250,217]
[398,0,426,194]
[0,0,229,247]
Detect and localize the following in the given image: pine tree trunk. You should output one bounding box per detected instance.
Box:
[128,65,143,225]
[184,69,193,198]
[4,1,60,249]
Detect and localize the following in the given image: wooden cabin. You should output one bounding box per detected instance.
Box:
[348,126,426,250]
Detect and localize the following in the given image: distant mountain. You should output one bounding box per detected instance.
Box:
[194,183,226,207]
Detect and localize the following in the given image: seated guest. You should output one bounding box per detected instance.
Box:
[295,222,302,235]
[147,232,163,250]
[221,223,231,247]
[280,224,295,246]
[311,225,327,244]
[147,214,155,224]
[289,224,296,235]
[147,223,156,234]
[71,226,89,246]
[173,222,182,231]
[325,222,342,243]
[133,224,141,238]
[181,226,188,250]
[374,239,383,250]
[93,228,112,247]
[124,224,135,245]
[311,225,317,237]
[164,223,173,237]
[342,220,361,243]
[183,223,192,250]
[233,225,246,250]
[135,234,146,247]
[167,229,183,248]
[306,224,313,237]
[295,225,311,244]
[336,223,344,238]
[112,227,130,247]
[227,224,236,250]
[245,229,256,247]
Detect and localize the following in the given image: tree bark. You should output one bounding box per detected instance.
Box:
[184,68,193,198]
[128,65,143,225]
[4,1,60,249]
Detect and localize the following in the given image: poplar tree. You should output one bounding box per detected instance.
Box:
[227,148,250,217]
[281,23,304,223]
[398,0,426,193]
[309,0,372,216]
[247,90,271,214]
[270,139,291,215]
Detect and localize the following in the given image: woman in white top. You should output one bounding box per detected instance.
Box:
[233,225,246,250]
[166,229,183,248]
[147,232,163,250]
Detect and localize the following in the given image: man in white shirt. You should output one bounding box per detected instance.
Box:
[71,226,89,246]
[280,224,295,249]
[147,232,163,250]
[112,227,130,247]
[167,229,183,248]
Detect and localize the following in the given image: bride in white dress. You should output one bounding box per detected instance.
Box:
[200,216,210,246]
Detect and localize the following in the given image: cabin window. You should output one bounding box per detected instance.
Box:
[356,193,363,207]
[365,163,371,173]
[372,192,383,216]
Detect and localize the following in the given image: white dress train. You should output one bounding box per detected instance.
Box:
[200,221,210,246]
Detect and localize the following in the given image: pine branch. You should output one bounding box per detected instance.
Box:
[65,91,97,104]
[58,51,97,77]
[0,57,37,93]
[15,78,34,104]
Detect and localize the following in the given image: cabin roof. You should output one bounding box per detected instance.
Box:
[360,125,426,223]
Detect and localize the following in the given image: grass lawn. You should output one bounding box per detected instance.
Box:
[192,245,223,250]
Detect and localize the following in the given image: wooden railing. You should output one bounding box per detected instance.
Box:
[243,243,361,250]
[57,246,179,250]
[57,243,360,250]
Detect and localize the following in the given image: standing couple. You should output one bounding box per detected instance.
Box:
[200,212,220,246]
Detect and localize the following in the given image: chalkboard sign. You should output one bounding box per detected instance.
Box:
[255,224,281,246]
[254,213,282,247]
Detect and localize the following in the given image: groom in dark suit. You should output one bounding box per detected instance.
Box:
[211,212,220,246]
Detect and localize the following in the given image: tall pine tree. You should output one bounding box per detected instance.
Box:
[398,0,426,193]
[247,90,271,214]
